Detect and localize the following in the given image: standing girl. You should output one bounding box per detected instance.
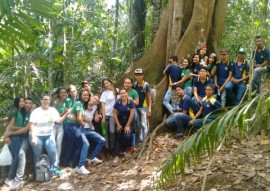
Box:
[100,79,118,154]
[113,89,135,163]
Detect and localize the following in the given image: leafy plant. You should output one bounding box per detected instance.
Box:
[155,91,270,188]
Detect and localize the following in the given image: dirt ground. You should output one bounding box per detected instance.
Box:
[0,133,270,191]
[1,76,270,191]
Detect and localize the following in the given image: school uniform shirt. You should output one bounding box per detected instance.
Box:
[216,61,231,85]
[254,47,270,65]
[201,96,222,119]
[114,99,135,124]
[66,101,84,124]
[65,97,78,109]
[193,77,213,98]
[178,95,195,118]
[191,64,200,75]
[128,89,139,101]
[84,105,97,129]
[165,64,182,89]
[132,81,151,108]
[231,61,249,83]
[181,69,192,88]
[100,89,117,116]
[29,107,60,136]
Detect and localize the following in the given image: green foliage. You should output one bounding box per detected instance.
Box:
[155,91,270,188]
[221,0,270,59]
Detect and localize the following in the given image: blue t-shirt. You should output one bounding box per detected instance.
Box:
[114,99,135,124]
[201,96,222,119]
[216,61,231,85]
[132,81,151,108]
[179,95,196,118]
[191,64,200,75]
[193,77,213,98]
[165,64,182,89]
[231,61,249,82]
[254,47,270,65]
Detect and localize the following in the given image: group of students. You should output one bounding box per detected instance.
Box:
[2,35,269,189]
[2,68,151,189]
[163,35,270,138]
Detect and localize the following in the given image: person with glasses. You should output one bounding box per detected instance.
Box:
[29,94,70,179]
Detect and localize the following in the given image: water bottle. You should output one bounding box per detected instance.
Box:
[101,123,107,136]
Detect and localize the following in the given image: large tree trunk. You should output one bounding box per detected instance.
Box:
[117,0,228,130]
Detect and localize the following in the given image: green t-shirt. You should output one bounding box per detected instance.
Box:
[65,97,77,109]
[54,99,66,114]
[181,69,192,87]
[66,101,84,124]
[128,89,139,100]
[14,110,24,127]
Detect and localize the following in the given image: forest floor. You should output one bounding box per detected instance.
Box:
[1,134,270,191]
[1,78,270,191]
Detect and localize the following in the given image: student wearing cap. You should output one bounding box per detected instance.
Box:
[132,68,152,144]
[214,49,232,106]
[225,48,249,106]
[163,55,182,114]
[252,35,270,94]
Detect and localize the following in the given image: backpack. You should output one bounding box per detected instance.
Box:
[133,81,156,104]
[35,154,50,182]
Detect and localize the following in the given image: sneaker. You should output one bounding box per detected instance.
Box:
[5,178,13,187]
[78,166,90,175]
[127,146,137,154]
[90,157,103,164]
[123,152,131,157]
[54,168,62,176]
[11,179,22,189]
[173,132,184,139]
[113,156,120,163]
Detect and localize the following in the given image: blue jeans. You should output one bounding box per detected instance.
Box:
[15,136,30,182]
[225,81,246,105]
[81,128,105,161]
[114,121,132,156]
[252,67,266,94]
[184,87,193,97]
[217,85,227,107]
[166,113,192,133]
[191,118,214,129]
[137,108,148,142]
[7,136,21,180]
[29,134,57,173]
[131,110,138,146]
[163,89,173,114]
[63,123,83,168]
[105,116,115,150]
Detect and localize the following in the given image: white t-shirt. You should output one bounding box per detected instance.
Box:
[84,105,97,129]
[30,107,60,136]
[100,89,116,116]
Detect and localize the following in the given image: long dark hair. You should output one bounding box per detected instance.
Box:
[9,96,27,123]
[78,88,91,109]
[101,78,118,99]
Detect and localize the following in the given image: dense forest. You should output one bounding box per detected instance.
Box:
[1,0,270,189]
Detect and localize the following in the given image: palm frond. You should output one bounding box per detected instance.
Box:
[0,0,56,52]
[155,91,270,188]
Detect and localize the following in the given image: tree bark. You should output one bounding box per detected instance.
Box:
[118,0,228,130]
